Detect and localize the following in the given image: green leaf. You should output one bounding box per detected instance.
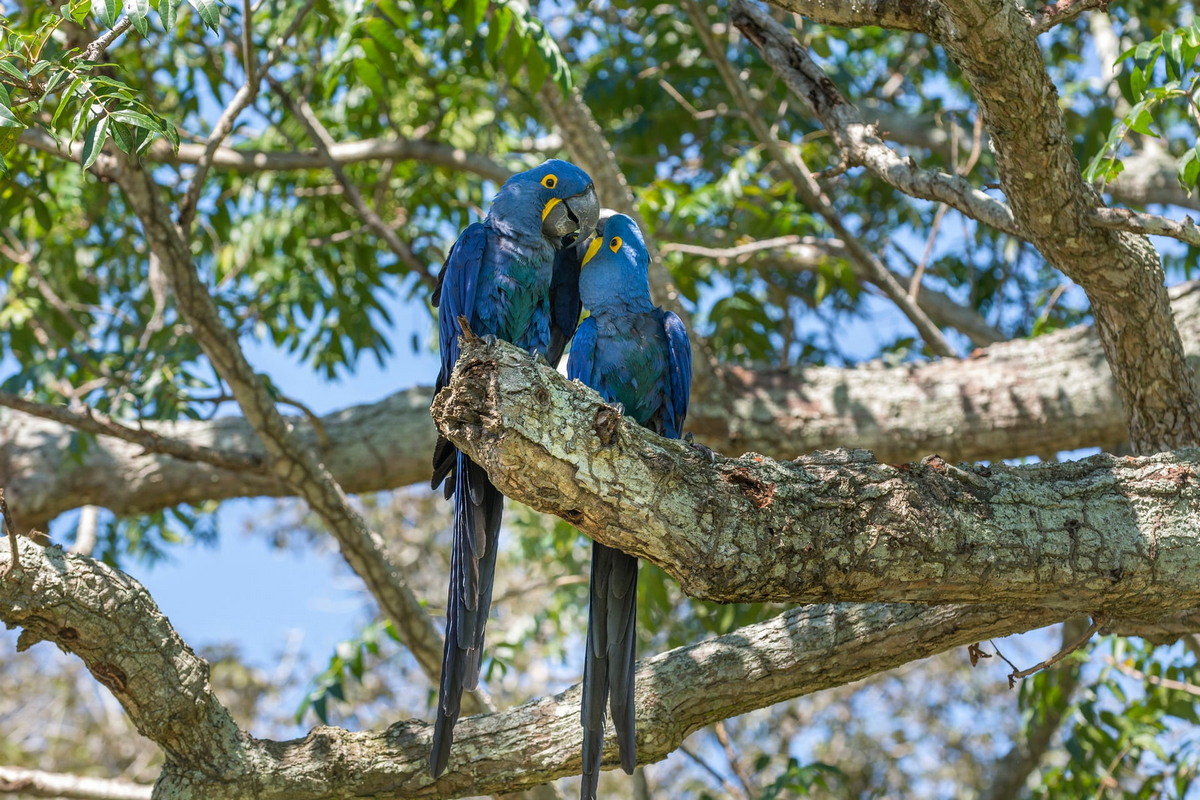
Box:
[110,107,163,131]
[1126,99,1158,136]
[1180,142,1200,192]
[1166,31,1185,81]
[125,0,150,34]
[92,0,120,28]
[187,0,220,30]
[81,112,110,168]
[155,0,177,30]
[0,101,21,129]
[0,59,24,83]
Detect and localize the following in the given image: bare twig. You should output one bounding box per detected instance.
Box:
[713,721,755,798]
[0,391,266,472]
[1031,0,1111,36]
[1089,207,1200,248]
[1104,654,1200,698]
[83,17,135,61]
[661,235,808,261]
[691,1,956,356]
[731,0,1021,238]
[267,76,432,289]
[0,489,19,579]
[678,744,747,799]
[1002,616,1105,688]
[177,0,318,229]
[0,765,151,800]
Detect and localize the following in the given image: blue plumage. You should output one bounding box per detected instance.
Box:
[567,214,692,799]
[430,159,598,778]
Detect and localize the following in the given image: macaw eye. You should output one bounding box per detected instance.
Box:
[608,236,622,252]
[541,174,558,189]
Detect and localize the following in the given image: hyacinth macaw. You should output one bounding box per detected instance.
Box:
[429,159,598,778]
[567,214,692,799]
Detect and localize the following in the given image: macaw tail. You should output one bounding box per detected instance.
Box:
[580,541,639,799]
[429,451,504,778]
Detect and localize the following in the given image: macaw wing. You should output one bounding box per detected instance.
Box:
[431,223,489,492]
[546,241,583,369]
[661,310,692,440]
[566,316,598,386]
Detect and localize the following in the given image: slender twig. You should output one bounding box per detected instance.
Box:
[1089,207,1200,247]
[83,17,135,61]
[0,391,266,472]
[240,0,256,89]
[1103,655,1200,697]
[1001,615,1105,688]
[177,0,318,229]
[1031,0,1111,36]
[678,744,747,800]
[713,721,755,799]
[267,76,433,290]
[661,235,808,261]
[0,489,20,579]
[689,1,956,356]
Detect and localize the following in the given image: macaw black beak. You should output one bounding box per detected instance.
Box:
[543,184,600,242]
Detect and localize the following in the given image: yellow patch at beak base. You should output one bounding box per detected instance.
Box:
[582,236,603,266]
[541,197,561,221]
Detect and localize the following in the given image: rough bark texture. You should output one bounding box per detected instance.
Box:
[434,338,1200,616]
[9,283,1200,528]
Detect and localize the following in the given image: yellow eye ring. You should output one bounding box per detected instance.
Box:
[608,236,622,252]
[541,174,558,189]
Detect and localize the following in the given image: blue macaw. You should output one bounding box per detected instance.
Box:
[567,214,692,799]
[429,159,598,778]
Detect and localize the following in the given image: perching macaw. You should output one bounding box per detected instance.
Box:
[567,214,692,799]
[429,159,598,778]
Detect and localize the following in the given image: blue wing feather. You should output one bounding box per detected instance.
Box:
[661,310,692,439]
[567,317,598,386]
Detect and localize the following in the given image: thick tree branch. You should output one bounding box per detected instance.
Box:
[0,766,151,800]
[434,337,1200,615]
[10,283,1200,527]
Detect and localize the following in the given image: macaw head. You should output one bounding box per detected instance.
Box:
[578,213,653,310]
[488,159,599,247]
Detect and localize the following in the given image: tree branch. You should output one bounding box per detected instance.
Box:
[18,129,514,183]
[268,77,428,283]
[691,1,957,357]
[10,283,1200,527]
[0,766,151,800]
[434,336,1200,615]
[176,0,318,230]
[0,533,1072,800]
[925,0,1200,452]
[0,391,265,473]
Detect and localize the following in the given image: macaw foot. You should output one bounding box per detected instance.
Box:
[610,401,626,416]
[526,346,549,365]
[481,333,499,346]
[684,432,717,464]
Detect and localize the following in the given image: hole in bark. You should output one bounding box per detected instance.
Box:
[722,467,776,509]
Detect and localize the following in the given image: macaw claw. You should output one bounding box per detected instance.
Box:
[684,432,716,464]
